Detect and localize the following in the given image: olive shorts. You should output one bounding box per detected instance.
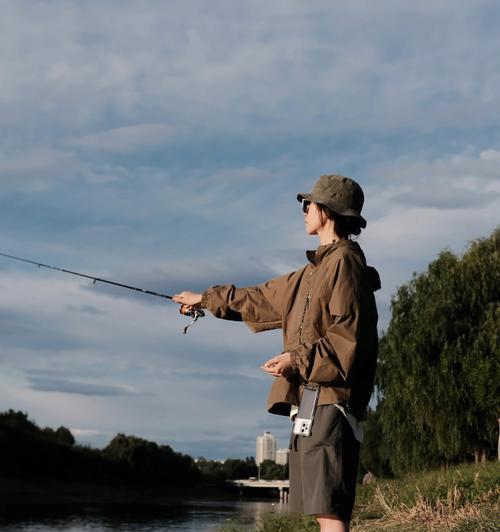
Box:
[289,404,360,521]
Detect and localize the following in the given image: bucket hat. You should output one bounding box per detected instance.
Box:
[297,174,367,228]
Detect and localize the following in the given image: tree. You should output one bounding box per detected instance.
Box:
[259,459,288,480]
[195,457,258,482]
[224,457,258,480]
[359,408,391,477]
[103,433,199,486]
[0,410,199,486]
[376,229,499,474]
[55,426,75,446]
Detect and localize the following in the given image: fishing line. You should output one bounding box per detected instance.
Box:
[0,251,204,333]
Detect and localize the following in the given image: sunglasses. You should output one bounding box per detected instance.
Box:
[302,199,311,214]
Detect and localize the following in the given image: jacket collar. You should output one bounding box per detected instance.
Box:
[306,239,352,265]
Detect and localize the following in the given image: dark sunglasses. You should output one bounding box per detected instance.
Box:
[302,199,311,214]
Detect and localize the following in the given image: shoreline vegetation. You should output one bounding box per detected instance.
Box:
[0,476,231,508]
[0,408,284,509]
[3,462,498,530]
[220,462,500,532]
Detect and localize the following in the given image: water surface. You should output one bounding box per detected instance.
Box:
[0,499,288,532]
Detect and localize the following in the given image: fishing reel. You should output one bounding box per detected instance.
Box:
[179,304,205,334]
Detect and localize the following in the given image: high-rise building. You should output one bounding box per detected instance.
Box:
[256,431,277,465]
[275,447,289,465]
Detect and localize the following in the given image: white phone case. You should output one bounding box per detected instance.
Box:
[293,384,320,437]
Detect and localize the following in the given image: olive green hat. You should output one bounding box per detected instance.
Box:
[297,173,367,228]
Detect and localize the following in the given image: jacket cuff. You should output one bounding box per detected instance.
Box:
[200,289,211,309]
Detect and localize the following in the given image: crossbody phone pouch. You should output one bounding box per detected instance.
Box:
[292,383,320,437]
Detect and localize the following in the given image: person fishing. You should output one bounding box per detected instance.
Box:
[173,174,380,532]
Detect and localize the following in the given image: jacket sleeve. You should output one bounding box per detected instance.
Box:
[201,272,294,333]
[289,256,368,384]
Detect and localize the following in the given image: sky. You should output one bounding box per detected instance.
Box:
[0,0,499,459]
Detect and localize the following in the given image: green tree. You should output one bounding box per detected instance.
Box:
[377,229,499,474]
[55,426,75,446]
[0,409,37,432]
[195,457,227,482]
[259,459,288,480]
[41,426,75,446]
[196,457,258,481]
[103,433,199,486]
[224,457,258,480]
[359,407,391,478]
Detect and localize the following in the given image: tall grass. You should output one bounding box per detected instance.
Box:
[351,462,499,531]
[219,462,500,531]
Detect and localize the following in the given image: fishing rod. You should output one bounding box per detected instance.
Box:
[0,251,204,334]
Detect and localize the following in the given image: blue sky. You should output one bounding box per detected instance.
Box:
[0,0,499,459]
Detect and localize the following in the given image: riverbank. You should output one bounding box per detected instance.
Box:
[220,462,500,531]
[0,476,235,511]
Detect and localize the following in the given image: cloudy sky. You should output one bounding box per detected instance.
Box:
[0,0,499,459]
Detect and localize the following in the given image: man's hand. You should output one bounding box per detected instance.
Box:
[261,352,292,378]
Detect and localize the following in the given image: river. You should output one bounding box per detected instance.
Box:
[0,499,288,532]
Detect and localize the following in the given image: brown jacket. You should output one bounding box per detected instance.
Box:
[201,239,380,419]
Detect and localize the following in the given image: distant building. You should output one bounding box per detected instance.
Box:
[276,447,289,465]
[256,431,277,465]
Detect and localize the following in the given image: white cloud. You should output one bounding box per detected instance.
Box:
[0,148,77,191]
[376,149,500,189]
[1,0,499,143]
[74,124,182,153]
[70,428,108,438]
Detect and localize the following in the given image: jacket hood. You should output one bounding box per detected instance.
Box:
[366,266,381,291]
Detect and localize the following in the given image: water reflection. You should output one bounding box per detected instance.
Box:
[0,499,288,532]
